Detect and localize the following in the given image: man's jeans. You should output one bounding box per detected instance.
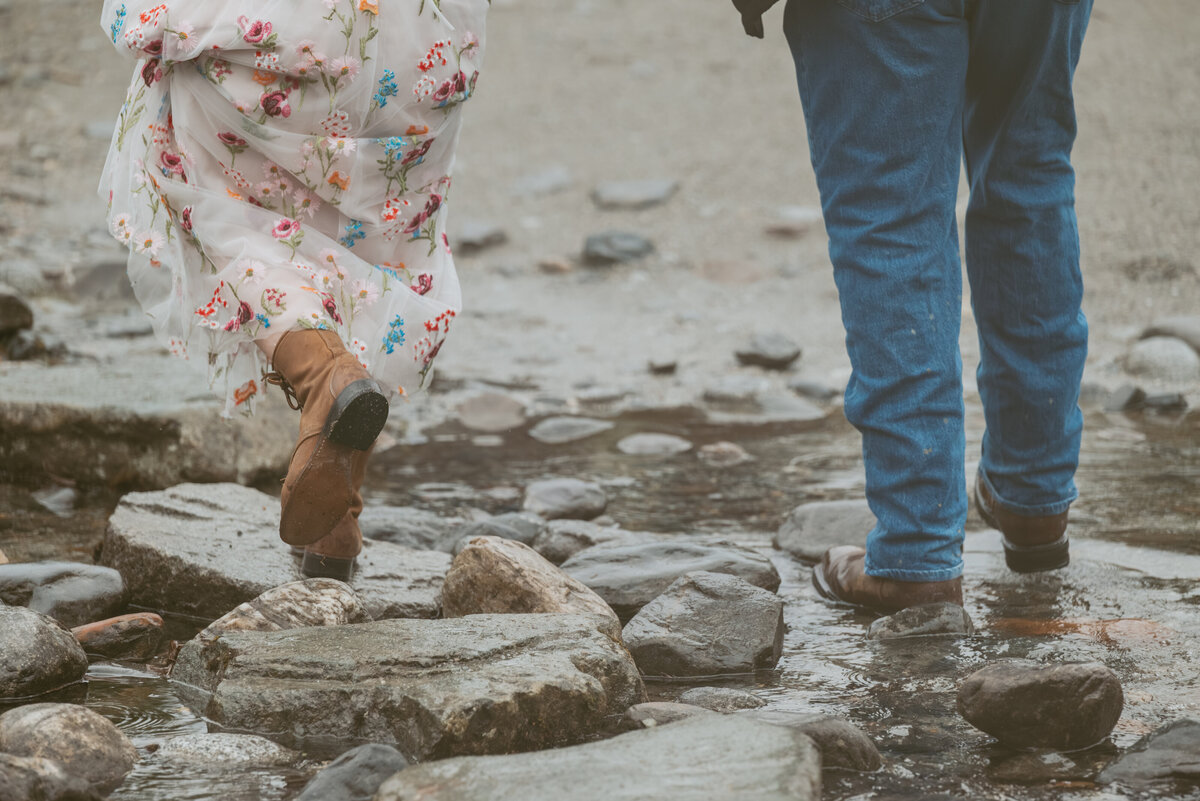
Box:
[783,0,1093,581]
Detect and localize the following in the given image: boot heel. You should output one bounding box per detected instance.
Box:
[301,551,356,582]
[1003,535,1070,573]
[327,379,389,451]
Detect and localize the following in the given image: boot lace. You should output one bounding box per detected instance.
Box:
[263,371,301,410]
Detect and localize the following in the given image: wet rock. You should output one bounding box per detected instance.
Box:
[530,519,640,565]
[616,433,693,456]
[172,614,643,760]
[71,612,164,660]
[0,605,88,699]
[0,286,33,335]
[788,377,841,403]
[732,392,826,424]
[582,231,655,266]
[441,537,619,633]
[867,603,974,641]
[736,333,803,370]
[102,484,449,621]
[678,686,765,712]
[765,205,823,238]
[190,578,371,649]
[698,441,755,467]
[622,702,716,730]
[703,374,770,403]
[454,392,525,432]
[512,165,573,197]
[452,513,546,554]
[522,477,607,521]
[295,744,410,801]
[623,572,784,677]
[1142,315,1200,354]
[1105,383,1147,412]
[988,750,1095,785]
[157,733,299,767]
[0,753,102,801]
[957,660,1124,750]
[0,260,50,296]
[359,505,468,552]
[453,220,508,254]
[1123,336,1200,382]
[527,415,614,444]
[1144,392,1189,411]
[591,179,679,210]
[31,486,77,517]
[774,499,875,563]
[373,715,820,801]
[563,540,781,621]
[1098,717,1200,785]
[0,703,137,794]
[648,356,677,375]
[0,561,127,627]
[0,357,293,490]
[740,710,883,772]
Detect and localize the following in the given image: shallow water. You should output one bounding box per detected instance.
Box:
[4,402,1199,800]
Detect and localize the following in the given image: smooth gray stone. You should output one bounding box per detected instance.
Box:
[562,541,780,622]
[172,614,643,760]
[0,703,137,794]
[530,519,640,565]
[735,333,802,370]
[957,660,1124,750]
[1099,717,1200,784]
[787,378,840,403]
[621,702,716,730]
[296,744,410,801]
[0,605,88,700]
[453,221,508,253]
[616,433,693,456]
[623,572,784,677]
[156,733,299,767]
[1143,392,1188,411]
[0,561,127,627]
[102,484,450,621]
[0,287,33,335]
[738,710,883,772]
[1142,315,1200,353]
[451,514,547,555]
[190,578,371,646]
[0,753,101,801]
[359,505,468,552]
[697,441,755,467]
[511,165,573,197]
[591,179,679,210]
[70,613,164,661]
[582,231,655,266]
[454,392,524,432]
[677,686,765,712]
[867,602,974,641]
[522,477,608,521]
[703,375,770,403]
[527,415,614,444]
[774,500,875,563]
[1124,336,1200,382]
[373,715,820,801]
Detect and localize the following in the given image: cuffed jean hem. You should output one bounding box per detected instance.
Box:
[977,466,1077,517]
[863,558,964,583]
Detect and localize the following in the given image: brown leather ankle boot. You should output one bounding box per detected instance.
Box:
[297,444,371,582]
[265,329,387,547]
[974,475,1069,573]
[812,546,963,614]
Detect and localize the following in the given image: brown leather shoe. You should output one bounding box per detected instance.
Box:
[292,444,371,581]
[266,329,387,547]
[974,475,1069,573]
[812,546,963,614]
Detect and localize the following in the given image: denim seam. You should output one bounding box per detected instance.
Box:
[863,560,963,582]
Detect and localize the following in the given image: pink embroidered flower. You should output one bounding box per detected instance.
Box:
[411,273,433,295]
[330,57,361,83]
[401,138,434,166]
[218,132,247,148]
[321,294,342,324]
[272,218,301,239]
[159,151,185,176]
[135,231,164,256]
[432,79,455,104]
[223,300,255,331]
[261,90,291,118]
[238,16,272,44]
[351,279,379,305]
[179,206,193,232]
[141,59,163,87]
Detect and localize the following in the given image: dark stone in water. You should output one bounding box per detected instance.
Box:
[0,753,102,801]
[987,749,1098,785]
[562,540,781,622]
[0,561,127,628]
[738,710,883,772]
[957,660,1124,750]
[1098,717,1200,785]
[71,612,164,661]
[622,571,784,677]
[867,602,974,640]
[0,605,88,700]
[295,744,410,801]
[677,686,765,712]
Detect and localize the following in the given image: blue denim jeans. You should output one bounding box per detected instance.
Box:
[783,0,1092,581]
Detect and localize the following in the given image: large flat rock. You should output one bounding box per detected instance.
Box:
[373,714,820,801]
[0,356,292,489]
[172,614,644,760]
[101,484,449,621]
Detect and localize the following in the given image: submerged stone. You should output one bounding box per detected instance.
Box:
[677,686,765,712]
[1098,717,1200,785]
[372,715,820,801]
[739,710,883,772]
[527,416,614,444]
[867,602,974,641]
[156,733,299,767]
[171,614,643,761]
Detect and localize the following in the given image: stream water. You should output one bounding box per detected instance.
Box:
[2,400,1197,800]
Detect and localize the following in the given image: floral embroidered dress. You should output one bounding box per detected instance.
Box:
[100,0,488,415]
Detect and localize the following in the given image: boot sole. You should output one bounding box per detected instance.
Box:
[300,551,356,582]
[975,481,1070,574]
[326,379,389,451]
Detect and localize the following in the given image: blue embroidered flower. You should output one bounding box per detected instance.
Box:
[256,313,271,328]
[338,219,366,248]
[379,136,408,159]
[383,315,406,355]
[373,69,399,108]
[110,4,127,44]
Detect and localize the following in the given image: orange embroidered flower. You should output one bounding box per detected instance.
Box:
[233,379,258,406]
[328,171,350,191]
[226,188,243,201]
[252,70,276,86]
[405,125,429,136]
[358,0,379,13]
